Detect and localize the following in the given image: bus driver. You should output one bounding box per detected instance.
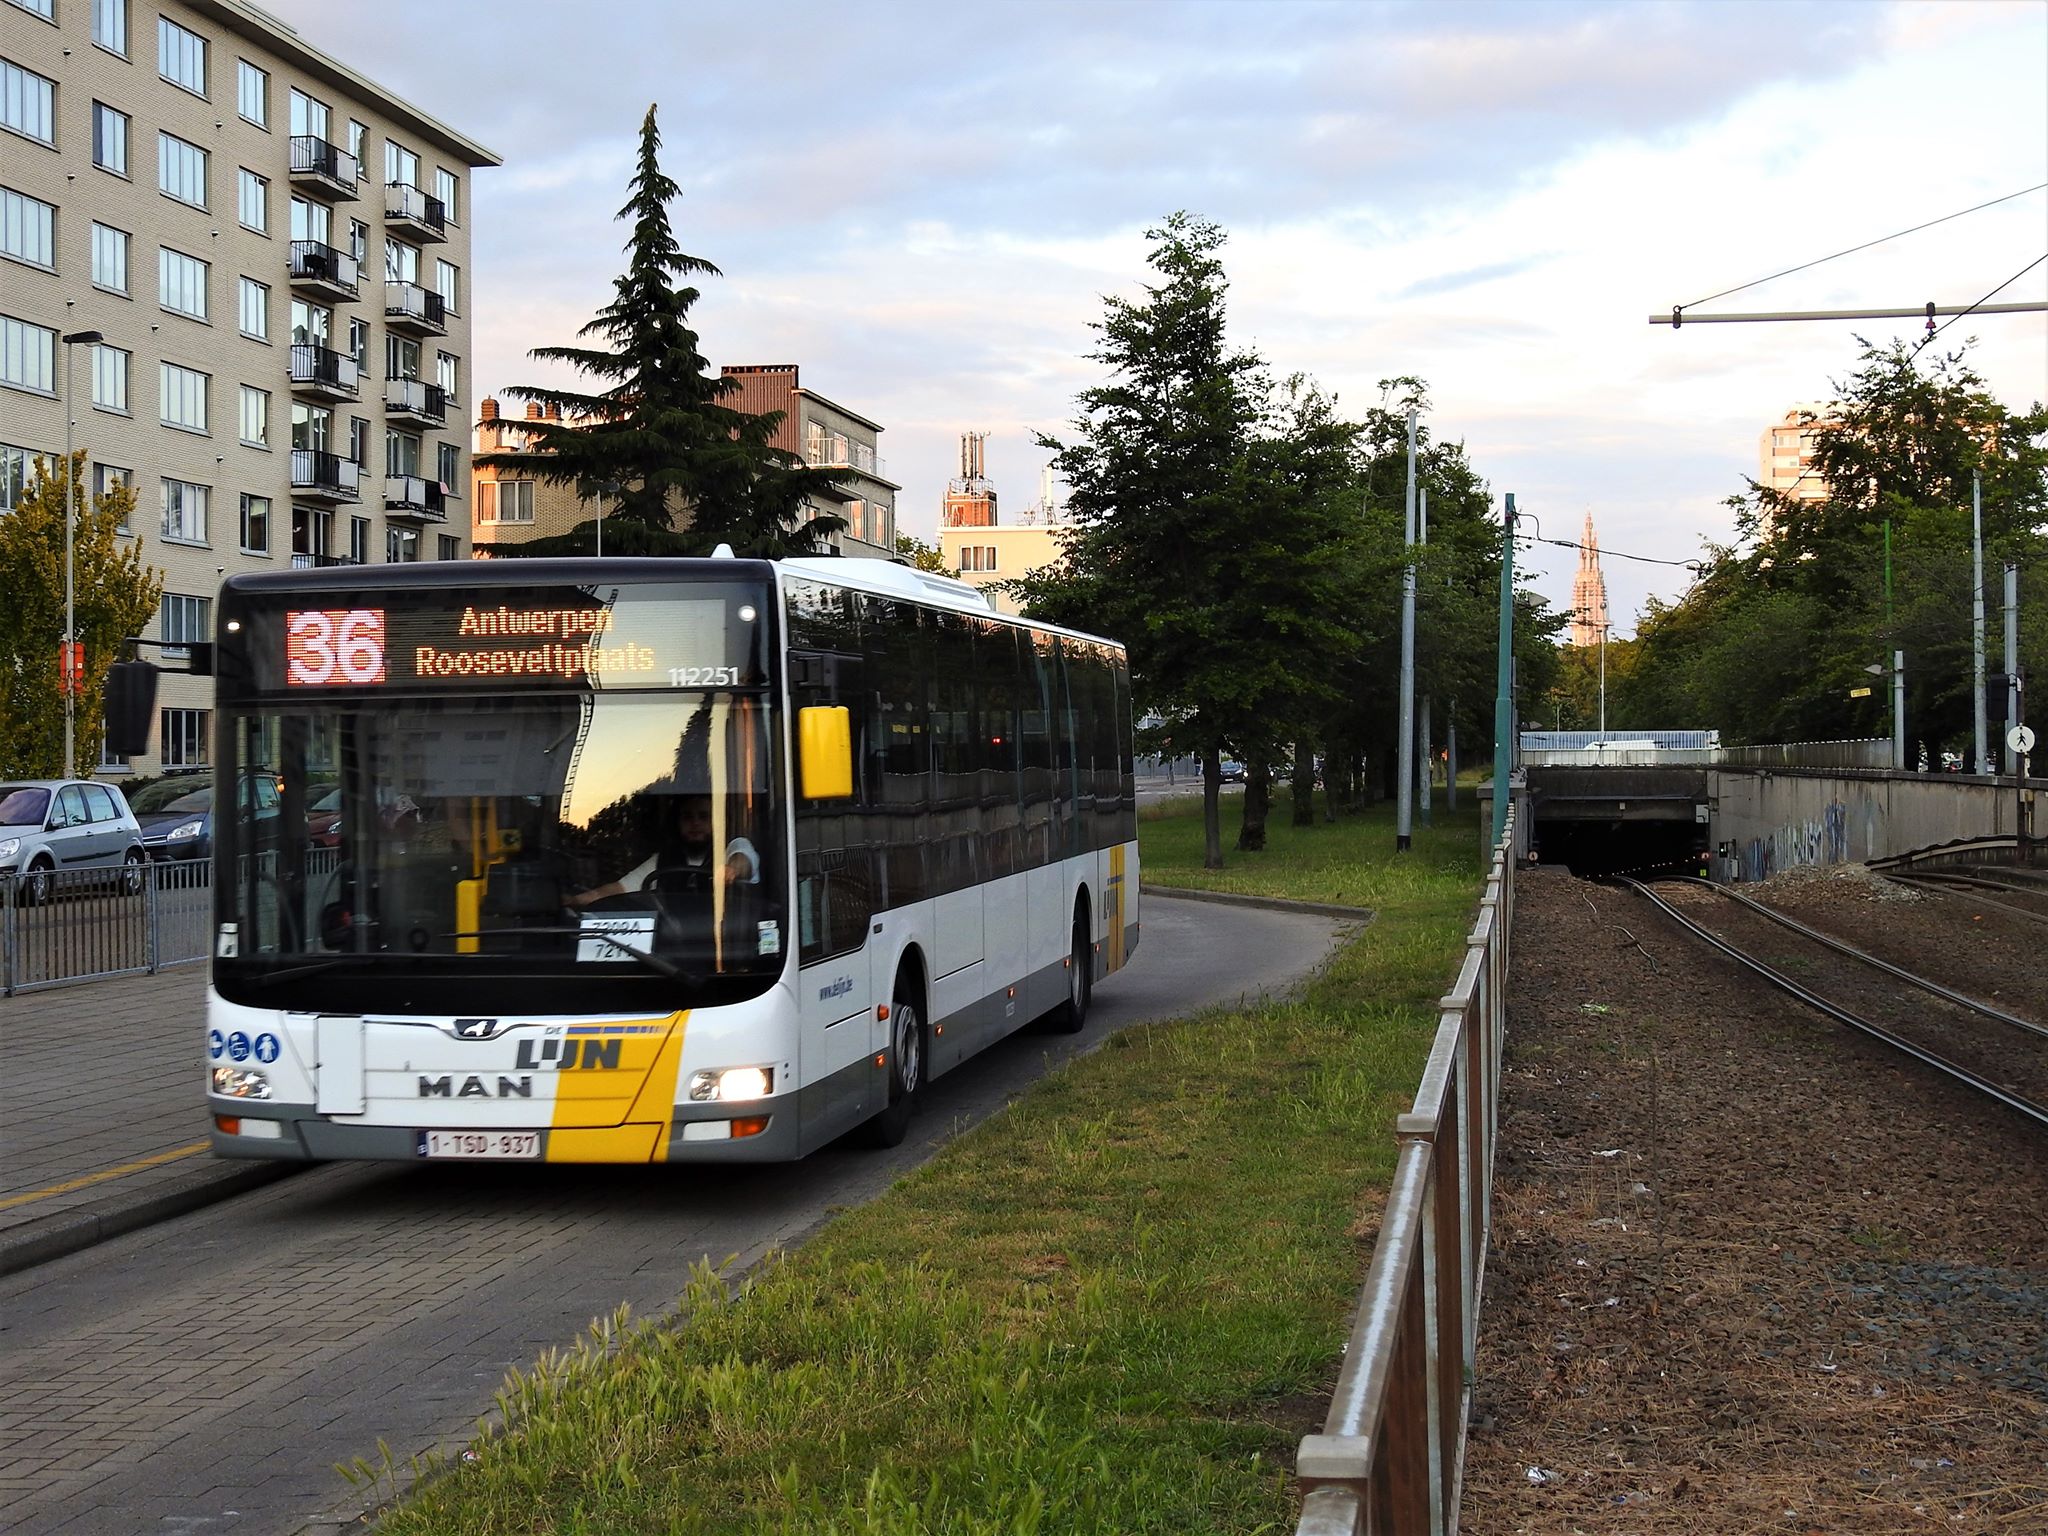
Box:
[570,794,760,908]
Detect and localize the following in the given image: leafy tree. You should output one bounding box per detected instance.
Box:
[478,106,846,560]
[894,533,948,573]
[1622,338,2048,753]
[1014,213,1284,868]
[0,453,162,776]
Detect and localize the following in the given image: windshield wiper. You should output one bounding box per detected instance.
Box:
[239,956,361,988]
[437,927,681,978]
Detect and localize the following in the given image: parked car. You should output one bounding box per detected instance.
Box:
[1217,759,1247,783]
[131,772,283,860]
[307,784,342,847]
[0,779,147,903]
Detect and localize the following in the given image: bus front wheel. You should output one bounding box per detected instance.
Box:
[862,972,924,1148]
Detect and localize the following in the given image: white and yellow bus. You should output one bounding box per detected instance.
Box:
[205,554,1138,1162]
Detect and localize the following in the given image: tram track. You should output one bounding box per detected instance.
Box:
[1615,875,2048,1129]
[1882,864,2048,928]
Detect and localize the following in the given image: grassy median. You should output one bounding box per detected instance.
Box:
[375,795,1484,1535]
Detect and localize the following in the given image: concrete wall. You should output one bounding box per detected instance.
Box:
[1708,768,2040,882]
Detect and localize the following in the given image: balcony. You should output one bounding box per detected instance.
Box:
[289,552,362,569]
[384,281,446,337]
[287,342,360,402]
[383,377,447,427]
[290,449,362,504]
[287,240,359,302]
[803,432,885,479]
[384,182,447,243]
[384,474,446,522]
[288,136,359,200]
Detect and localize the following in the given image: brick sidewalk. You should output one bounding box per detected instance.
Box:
[0,967,288,1274]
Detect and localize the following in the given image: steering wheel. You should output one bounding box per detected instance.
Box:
[643,865,713,895]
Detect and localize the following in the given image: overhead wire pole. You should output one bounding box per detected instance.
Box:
[1649,300,2044,326]
[1974,471,1989,774]
[1491,493,1516,847]
[1396,405,1418,852]
[1418,484,1431,829]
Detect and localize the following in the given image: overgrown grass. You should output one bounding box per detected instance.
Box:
[378,797,1485,1535]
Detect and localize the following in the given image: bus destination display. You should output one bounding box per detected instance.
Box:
[272,587,759,692]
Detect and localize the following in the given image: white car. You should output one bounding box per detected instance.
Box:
[0,779,148,904]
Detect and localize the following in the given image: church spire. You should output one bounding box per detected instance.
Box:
[1570,510,1610,647]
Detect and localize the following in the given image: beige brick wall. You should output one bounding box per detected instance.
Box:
[1,0,494,775]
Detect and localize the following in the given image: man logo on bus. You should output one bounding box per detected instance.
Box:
[453,1017,506,1039]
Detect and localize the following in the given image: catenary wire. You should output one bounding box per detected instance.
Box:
[1911,252,2048,359]
[1680,183,2048,313]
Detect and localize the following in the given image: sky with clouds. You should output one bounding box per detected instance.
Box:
[273,0,2047,634]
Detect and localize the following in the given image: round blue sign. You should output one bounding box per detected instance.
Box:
[227,1031,251,1063]
[207,1029,226,1059]
[253,1033,280,1064]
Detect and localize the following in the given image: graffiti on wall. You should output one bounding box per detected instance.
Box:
[1739,800,1854,882]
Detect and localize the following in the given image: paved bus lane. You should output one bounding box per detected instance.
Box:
[0,893,1359,1535]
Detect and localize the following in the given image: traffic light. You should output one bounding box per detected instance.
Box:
[104,659,160,758]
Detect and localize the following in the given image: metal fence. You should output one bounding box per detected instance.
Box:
[1721,737,1892,770]
[0,859,214,996]
[1294,806,1516,1535]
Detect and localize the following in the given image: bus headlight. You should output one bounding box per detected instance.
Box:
[211,1066,272,1099]
[688,1066,774,1102]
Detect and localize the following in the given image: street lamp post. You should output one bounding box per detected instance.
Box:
[60,329,104,780]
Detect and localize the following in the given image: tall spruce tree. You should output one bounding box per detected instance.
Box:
[479,107,846,558]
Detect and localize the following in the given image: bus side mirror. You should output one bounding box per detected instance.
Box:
[798,706,853,799]
[105,660,160,758]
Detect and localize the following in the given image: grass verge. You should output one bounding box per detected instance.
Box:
[377,796,1484,1535]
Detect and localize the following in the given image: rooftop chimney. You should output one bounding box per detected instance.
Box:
[479,396,499,420]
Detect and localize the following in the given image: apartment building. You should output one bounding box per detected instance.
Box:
[1758,401,1837,506]
[718,364,898,558]
[0,0,497,775]
[470,395,587,549]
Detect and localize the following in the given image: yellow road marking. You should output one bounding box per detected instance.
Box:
[0,1142,209,1212]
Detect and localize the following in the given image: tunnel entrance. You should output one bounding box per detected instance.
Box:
[1533,816,1706,879]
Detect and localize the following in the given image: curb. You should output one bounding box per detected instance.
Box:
[1142,884,1374,923]
[0,1162,301,1279]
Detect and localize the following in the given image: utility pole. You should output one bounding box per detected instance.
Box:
[2004,561,2020,772]
[1973,471,1988,774]
[1492,493,1516,846]
[1598,624,1608,738]
[1396,405,1418,852]
[1446,704,1458,811]
[1893,650,1906,772]
[60,329,103,780]
[1418,485,1431,829]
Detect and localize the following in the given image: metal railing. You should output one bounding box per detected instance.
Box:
[1295,807,1516,1535]
[0,858,213,996]
[1721,738,1892,770]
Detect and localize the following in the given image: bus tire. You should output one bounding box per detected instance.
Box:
[1048,904,1093,1035]
[861,967,925,1148]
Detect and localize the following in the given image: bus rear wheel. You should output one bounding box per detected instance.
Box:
[1048,908,1093,1035]
[861,974,924,1148]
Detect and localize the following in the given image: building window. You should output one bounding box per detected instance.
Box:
[93,0,126,55]
[434,259,459,313]
[288,88,327,139]
[92,344,129,411]
[434,167,459,222]
[290,299,330,347]
[349,515,369,564]
[1,442,30,511]
[239,276,268,341]
[438,534,460,561]
[236,60,267,127]
[239,384,269,446]
[386,430,420,477]
[92,223,129,293]
[8,0,55,18]
[291,402,331,451]
[347,316,367,371]
[291,503,331,560]
[237,168,267,233]
[478,481,533,524]
[437,441,461,493]
[384,140,419,188]
[384,238,419,284]
[435,352,459,403]
[159,593,210,660]
[157,17,207,96]
[99,731,129,771]
[288,194,328,245]
[347,218,367,263]
[160,707,209,768]
[91,102,127,174]
[158,132,208,208]
[1,60,55,146]
[239,492,270,553]
[95,463,131,529]
[386,527,418,563]
[0,185,54,268]
[0,314,55,394]
[386,333,420,380]
[347,119,365,163]
[159,247,209,321]
[159,361,209,432]
[160,477,209,543]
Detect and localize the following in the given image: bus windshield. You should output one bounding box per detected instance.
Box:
[215,690,784,1014]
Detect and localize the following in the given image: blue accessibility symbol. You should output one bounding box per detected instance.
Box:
[253,1033,280,1064]
[207,1029,226,1059]
[227,1032,251,1063]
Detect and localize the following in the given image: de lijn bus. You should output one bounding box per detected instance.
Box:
[204,554,1139,1163]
